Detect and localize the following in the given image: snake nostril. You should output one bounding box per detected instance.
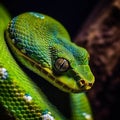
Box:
[78,79,86,88]
[88,83,93,87]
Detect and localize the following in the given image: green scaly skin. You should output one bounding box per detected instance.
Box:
[0,5,95,120]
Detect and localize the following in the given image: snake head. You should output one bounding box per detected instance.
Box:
[54,59,94,91]
[6,12,95,93]
[51,44,95,93]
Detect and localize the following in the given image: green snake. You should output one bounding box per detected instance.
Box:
[0,5,95,120]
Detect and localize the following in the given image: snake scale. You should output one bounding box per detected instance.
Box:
[0,5,95,120]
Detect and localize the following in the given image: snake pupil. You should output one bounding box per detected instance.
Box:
[54,58,69,73]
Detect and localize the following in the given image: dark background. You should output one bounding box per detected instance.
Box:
[0,0,98,39]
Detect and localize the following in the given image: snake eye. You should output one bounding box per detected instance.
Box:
[54,58,70,73]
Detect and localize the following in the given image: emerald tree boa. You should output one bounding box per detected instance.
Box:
[0,5,94,120]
